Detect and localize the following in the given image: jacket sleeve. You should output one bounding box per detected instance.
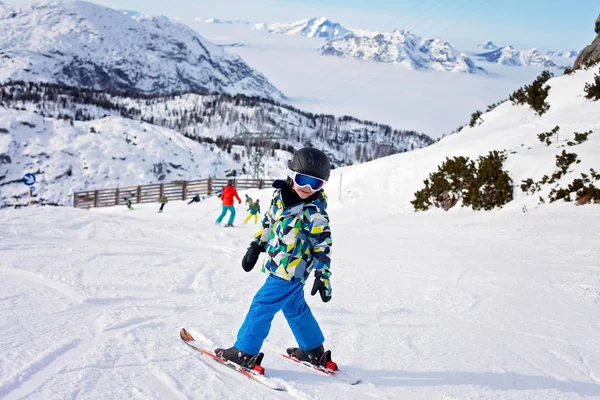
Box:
[308,211,332,271]
[234,189,241,203]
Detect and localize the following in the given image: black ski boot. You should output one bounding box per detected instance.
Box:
[215,346,265,374]
[287,344,338,371]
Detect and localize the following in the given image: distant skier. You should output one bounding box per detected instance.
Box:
[158,195,168,213]
[187,194,202,205]
[215,180,241,227]
[124,197,134,210]
[215,148,336,372]
[243,199,260,224]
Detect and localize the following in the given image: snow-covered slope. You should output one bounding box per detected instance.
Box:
[476,46,559,68]
[321,29,484,73]
[0,1,282,99]
[338,66,600,213]
[252,17,350,40]
[0,109,290,208]
[0,68,599,399]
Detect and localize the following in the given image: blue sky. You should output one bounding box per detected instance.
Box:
[4,0,599,51]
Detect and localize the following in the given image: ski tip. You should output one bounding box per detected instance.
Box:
[180,328,194,342]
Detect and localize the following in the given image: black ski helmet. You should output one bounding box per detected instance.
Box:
[288,148,331,181]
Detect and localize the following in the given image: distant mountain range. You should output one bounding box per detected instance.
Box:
[475,45,560,68]
[204,17,351,40]
[203,17,578,71]
[321,30,485,74]
[252,17,350,40]
[474,41,577,69]
[546,50,579,58]
[0,1,282,99]
[205,18,483,73]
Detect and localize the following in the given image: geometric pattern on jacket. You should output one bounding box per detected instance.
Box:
[252,184,332,283]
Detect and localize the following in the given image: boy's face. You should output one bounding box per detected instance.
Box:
[292,182,317,199]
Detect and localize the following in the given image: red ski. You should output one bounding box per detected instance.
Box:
[281,351,361,385]
[179,328,284,391]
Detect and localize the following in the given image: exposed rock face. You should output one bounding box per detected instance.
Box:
[573,15,600,69]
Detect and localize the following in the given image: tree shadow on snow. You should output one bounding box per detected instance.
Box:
[360,369,600,396]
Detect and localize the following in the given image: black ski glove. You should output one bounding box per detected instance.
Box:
[241,242,265,272]
[311,269,332,303]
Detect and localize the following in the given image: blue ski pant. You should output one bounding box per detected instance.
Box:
[216,205,236,225]
[235,275,325,356]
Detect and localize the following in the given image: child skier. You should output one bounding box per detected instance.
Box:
[243,199,260,224]
[244,199,260,224]
[216,180,241,227]
[187,194,201,205]
[215,148,336,373]
[124,197,133,210]
[158,195,168,213]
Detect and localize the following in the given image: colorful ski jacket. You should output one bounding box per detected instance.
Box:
[220,185,241,206]
[252,183,332,283]
[248,202,261,214]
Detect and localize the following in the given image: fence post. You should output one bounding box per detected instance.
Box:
[94,190,98,208]
[182,181,188,201]
[258,179,264,189]
[115,188,120,206]
[207,177,212,195]
[159,183,164,201]
[137,185,141,203]
[233,178,237,188]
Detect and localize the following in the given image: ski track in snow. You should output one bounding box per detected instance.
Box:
[2,38,600,399]
[0,196,599,399]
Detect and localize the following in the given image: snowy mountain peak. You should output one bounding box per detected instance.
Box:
[321,29,485,74]
[475,45,558,68]
[546,50,579,58]
[252,17,350,40]
[203,17,250,25]
[477,41,499,51]
[0,1,282,98]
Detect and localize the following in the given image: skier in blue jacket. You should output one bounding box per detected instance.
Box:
[215,148,336,373]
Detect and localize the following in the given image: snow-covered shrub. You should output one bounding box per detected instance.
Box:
[411,151,513,211]
[464,151,513,211]
[576,184,600,204]
[548,169,600,204]
[509,70,553,116]
[469,110,483,127]
[537,125,560,146]
[584,69,600,101]
[567,130,593,146]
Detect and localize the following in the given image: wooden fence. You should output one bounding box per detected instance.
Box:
[73,178,274,209]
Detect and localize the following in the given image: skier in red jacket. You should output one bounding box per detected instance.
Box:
[216,180,242,227]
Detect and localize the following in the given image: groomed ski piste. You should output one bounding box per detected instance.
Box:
[1,67,600,399]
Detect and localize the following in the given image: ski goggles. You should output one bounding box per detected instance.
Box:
[290,171,326,191]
